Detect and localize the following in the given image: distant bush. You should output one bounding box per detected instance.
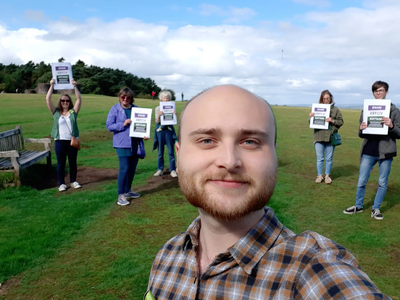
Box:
[136,93,152,99]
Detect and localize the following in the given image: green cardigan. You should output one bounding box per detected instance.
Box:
[313,104,344,143]
[51,109,79,139]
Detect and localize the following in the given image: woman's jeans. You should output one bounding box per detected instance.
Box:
[117,155,139,195]
[55,140,78,185]
[156,129,176,172]
[314,142,335,175]
[355,154,392,210]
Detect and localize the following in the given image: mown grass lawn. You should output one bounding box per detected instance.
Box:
[0,94,399,299]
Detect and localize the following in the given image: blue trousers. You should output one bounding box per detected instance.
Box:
[117,155,139,195]
[355,154,392,210]
[55,140,78,185]
[156,130,176,172]
[314,142,335,175]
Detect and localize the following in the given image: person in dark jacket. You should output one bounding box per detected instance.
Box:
[309,90,344,184]
[106,87,146,206]
[344,81,400,220]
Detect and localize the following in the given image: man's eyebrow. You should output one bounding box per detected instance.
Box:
[238,129,269,138]
[188,128,269,138]
[188,128,219,137]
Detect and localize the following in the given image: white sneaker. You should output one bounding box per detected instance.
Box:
[117,194,130,206]
[170,170,178,178]
[70,181,81,189]
[58,184,67,192]
[154,170,163,176]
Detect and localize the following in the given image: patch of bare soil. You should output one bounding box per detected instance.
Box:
[0,277,21,296]
[29,166,176,193]
[29,166,120,191]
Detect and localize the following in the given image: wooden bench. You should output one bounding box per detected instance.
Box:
[0,126,51,186]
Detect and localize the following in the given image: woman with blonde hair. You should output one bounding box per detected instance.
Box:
[152,90,178,178]
[309,90,344,184]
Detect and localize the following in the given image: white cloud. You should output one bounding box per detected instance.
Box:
[199,4,223,16]
[198,5,257,23]
[24,10,48,23]
[292,0,331,9]
[1,1,400,105]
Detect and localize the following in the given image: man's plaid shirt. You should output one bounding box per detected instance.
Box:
[148,207,390,299]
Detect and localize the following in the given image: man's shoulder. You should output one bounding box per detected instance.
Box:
[288,230,348,252]
[274,230,357,265]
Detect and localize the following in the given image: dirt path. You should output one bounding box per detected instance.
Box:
[31,166,176,192]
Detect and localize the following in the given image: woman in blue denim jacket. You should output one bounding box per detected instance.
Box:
[106,87,147,206]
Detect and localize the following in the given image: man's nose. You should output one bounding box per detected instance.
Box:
[215,143,242,171]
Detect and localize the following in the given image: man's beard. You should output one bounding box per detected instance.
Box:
[178,165,277,222]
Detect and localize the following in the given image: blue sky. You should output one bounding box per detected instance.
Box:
[1,0,400,106]
[1,0,365,29]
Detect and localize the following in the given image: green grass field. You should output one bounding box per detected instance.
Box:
[0,94,399,299]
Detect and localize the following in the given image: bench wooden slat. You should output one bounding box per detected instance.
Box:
[18,150,50,169]
[0,126,52,186]
[0,128,20,139]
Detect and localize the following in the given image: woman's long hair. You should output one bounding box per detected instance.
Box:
[57,94,74,111]
[318,90,333,104]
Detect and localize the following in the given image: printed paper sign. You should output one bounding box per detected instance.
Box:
[362,99,391,135]
[51,62,74,90]
[130,108,152,138]
[309,104,331,129]
[160,101,177,125]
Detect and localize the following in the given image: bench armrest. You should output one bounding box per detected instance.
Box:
[0,150,20,158]
[24,138,52,151]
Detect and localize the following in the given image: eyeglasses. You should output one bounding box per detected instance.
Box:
[60,100,70,103]
[374,88,386,94]
[120,95,131,100]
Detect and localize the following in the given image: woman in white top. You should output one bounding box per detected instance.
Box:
[46,78,82,191]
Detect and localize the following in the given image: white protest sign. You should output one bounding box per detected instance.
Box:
[309,104,330,129]
[51,62,74,90]
[362,99,391,135]
[160,101,177,125]
[129,108,152,138]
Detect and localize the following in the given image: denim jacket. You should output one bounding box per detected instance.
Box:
[106,103,137,148]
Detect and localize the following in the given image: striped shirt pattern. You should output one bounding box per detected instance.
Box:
[148,207,390,299]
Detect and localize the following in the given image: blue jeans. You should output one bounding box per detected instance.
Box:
[314,142,335,175]
[117,155,139,195]
[55,140,78,185]
[355,154,392,210]
[156,129,176,172]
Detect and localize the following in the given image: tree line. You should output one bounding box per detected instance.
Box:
[0,58,175,99]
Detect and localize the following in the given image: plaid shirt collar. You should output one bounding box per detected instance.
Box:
[181,207,286,275]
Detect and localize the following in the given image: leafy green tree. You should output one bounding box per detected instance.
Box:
[0,60,162,96]
[37,71,53,83]
[78,78,98,94]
